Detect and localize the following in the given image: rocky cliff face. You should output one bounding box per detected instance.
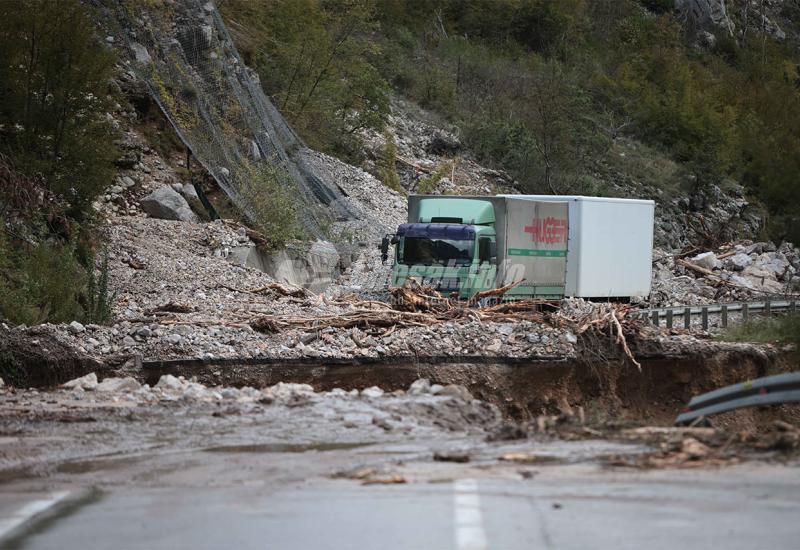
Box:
[677,0,791,42]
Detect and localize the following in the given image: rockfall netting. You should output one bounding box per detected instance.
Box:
[96,0,360,236]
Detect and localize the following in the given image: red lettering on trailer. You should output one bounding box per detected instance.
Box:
[523,217,567,244]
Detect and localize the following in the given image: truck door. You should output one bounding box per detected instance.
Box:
[466,235,497,297]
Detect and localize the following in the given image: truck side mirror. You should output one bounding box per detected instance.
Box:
[380,236,390,264]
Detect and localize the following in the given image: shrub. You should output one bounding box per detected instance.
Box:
[85,248,114,325]
[0,228,86,326]
[377,133,405,194]
[417,161,453,194]
[236,159,300,250]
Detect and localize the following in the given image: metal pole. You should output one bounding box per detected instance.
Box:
[765,299,771,317]
[651,310,659,327]
[721,305,728,328]
[701,307,709,330]
[684,307,691,329]
[666,309,673,329]
[742,303,749,324]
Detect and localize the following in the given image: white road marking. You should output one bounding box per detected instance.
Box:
[0,491,72,540]
[454,479,488,550]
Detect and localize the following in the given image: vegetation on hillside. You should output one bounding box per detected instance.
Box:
[221,0,391,162]
[719,314,800,347]
[222,0,800,244]
[0,0,118,325]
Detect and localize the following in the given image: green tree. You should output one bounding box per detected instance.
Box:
[221,0,390,160]
[0,0,118,219]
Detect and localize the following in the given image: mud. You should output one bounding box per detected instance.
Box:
[0,325,115,388]
[138,347,797,429]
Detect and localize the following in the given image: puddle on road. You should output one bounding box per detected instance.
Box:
[56,455,143,475]
[203,442,373,454]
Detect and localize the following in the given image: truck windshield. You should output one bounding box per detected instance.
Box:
[401,237,474,266]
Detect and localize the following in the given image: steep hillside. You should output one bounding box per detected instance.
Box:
[221,0,800,246]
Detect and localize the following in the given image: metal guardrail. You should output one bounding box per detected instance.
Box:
[632,299,798,330]
[675,372,800,425]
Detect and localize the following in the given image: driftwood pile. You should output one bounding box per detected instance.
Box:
[249,282,554,333]
[554,301,643,369]
[245,279,645,366]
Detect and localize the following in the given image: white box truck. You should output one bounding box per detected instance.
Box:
[383,195,654,300]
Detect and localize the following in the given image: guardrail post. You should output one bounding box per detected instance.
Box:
[684,307,691,329]
[651,310,659,327]
[721,305,728,328]
[701,307,709,330]
[666,309,673,329]
[764,299,771,317]
[742,303,749,323]
[791,300,797,314]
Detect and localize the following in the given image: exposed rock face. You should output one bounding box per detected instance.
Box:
[675,0,786,41]
[677,0,735,35]
[140,186,198,222]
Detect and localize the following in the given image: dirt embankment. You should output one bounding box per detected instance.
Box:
[0,325,113,388]
[2,321,796,431]
[138,344,796,430]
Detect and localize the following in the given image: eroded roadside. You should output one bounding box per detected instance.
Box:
[1,368,798,494]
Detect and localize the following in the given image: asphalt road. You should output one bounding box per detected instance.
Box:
[3,464,799,549]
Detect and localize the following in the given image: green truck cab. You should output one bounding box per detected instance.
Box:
[384,197,498,299]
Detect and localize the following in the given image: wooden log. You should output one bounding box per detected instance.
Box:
[396,155,434,173]
[676,258,716,277]
[467,279,525,306]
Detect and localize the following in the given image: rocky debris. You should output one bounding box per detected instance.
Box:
[360,98,519,196]
[408,379,432,395]
[0,376,503,475]
[63,372,99,391]
[650,240,800,306]
[140,186,198,222]
[610,421,800,468]
[5,374,496,425]
[300,149,406,241]
[68,321,86,334]
[361,386,384,398]
[96,376,142,392]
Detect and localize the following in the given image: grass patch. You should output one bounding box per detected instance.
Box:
[717,314,800,347]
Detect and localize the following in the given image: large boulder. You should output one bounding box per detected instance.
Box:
[179,183,206,216]
[690,251,718,270]
[725,253,752,272]
[140,186,198,222]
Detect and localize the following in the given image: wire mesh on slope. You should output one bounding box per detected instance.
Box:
[98,0,360,236]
